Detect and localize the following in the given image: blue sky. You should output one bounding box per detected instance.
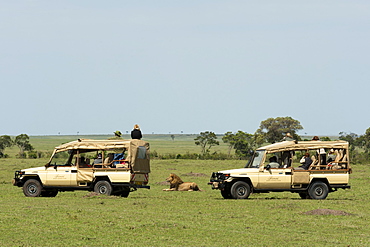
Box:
[1,1,369,136]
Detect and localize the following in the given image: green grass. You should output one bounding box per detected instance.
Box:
[0,136,369,246]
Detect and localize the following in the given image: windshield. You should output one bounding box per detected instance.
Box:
[245,150,265,168]
[51,151,74,166]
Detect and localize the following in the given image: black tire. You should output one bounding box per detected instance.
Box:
[41,190,59,197]
[94,180,112,196]
[298,192,310,199]
[308,181,329,200]
[23,179,43,197]
[221,184,232,199]
[230,181,251,199]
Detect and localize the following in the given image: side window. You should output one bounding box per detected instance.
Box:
[265,154,280,168]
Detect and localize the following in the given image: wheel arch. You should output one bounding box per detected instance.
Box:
[93,176,111,184]
[21,175,42,186]
[230,177,254,191]
[310,178,329,187]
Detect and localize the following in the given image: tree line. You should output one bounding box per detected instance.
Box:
[194,116,370,163]
[0,134,34,158]
[2,116,370,163]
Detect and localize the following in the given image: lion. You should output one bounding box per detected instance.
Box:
[162,173,201,191]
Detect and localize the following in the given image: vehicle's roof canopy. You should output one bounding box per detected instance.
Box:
[54,139,135,153]
[51,139,150,173]
[257,140,349,153]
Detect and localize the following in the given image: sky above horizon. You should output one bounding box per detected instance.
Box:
[1,1,369,137]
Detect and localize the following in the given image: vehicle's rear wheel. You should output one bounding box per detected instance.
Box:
[23,179,43,197]
[94,180,112,196]
[230,181,251,199]
[308,181,329,200]
[41,190,59,197]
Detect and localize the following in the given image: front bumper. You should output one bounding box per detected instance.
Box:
[12,171,23,186]
[208,172,229,190]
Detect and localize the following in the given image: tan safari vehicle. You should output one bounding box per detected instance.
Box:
[12,139,150,197]
[209,140,351,199]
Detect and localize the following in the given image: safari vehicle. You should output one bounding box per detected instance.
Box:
[209,140,351,200]
[12,139,150,197]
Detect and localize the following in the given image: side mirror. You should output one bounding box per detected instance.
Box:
[265,164,271,170]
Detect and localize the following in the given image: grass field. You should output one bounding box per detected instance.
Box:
[1,136,369,246]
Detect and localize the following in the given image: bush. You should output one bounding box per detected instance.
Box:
[150,151,235,160]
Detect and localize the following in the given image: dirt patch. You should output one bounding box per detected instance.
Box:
[303,209,353,216]
[182,172,208,177]
[157,181,170,186]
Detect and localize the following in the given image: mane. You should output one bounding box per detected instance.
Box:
[169,173,184,185]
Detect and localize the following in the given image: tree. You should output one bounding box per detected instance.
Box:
[194,131,219,154]
[339,132,359,152]
[361,127,370,153]
[0,135,13,158]
[222,132,235,156]
[14,134,34,158]
[255,116,303,144]
[222,131,255,158]
[232,131,255,158]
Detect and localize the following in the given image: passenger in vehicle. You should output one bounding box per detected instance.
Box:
[93,153,103,164]
[79,157,91,168]
[114,131,122,138]
[297,152,312,170]
[268,156,280,168]
[131,124,142,140]
[282,133,294,141]
[317,148,327,166]
[282,151,293,168]
[327,149,336,163]
[104,153,115,166]
[312,136,320,141]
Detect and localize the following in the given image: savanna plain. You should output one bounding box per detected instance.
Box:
[0,135,369,247]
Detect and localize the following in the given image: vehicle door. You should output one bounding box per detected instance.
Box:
[258,167,292,189]
[257,153,292,189]
[45,151,76,186]
[45,165,74,186]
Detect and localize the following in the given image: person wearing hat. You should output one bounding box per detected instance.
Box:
[114,130,122,138]
[131,124,142,140]
[282,133,294,141]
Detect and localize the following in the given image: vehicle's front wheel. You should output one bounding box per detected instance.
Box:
[94,180,112,196]
[221,189,233,199]
[230,181,251,199]
[23,179,43,197]
[308,181,329,200]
